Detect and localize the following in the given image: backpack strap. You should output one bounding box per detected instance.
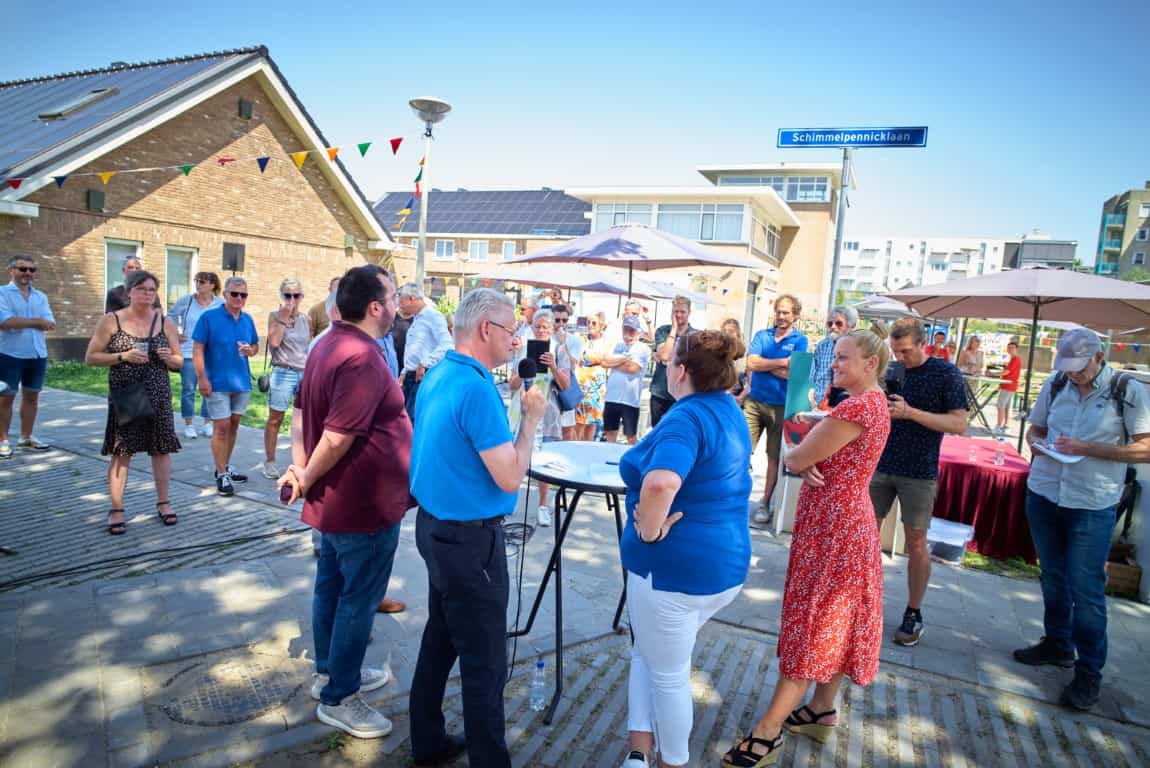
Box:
[1110,371,1132,443]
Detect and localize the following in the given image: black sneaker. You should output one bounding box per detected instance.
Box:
[1060,668,1101,710]
[893,609,924,646]
[1013,637,1075,668]
[413,734,466,767]
[216,473,234,497]
[225,464,247,483]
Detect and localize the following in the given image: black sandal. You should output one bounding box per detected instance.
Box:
[721,732,784,768]
[156,500,177,526]
[107,509,126,535]
[785,705,837,742]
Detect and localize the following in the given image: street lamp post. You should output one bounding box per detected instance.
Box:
[409,97,451,286]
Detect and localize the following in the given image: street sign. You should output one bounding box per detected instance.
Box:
[777,127,928,149]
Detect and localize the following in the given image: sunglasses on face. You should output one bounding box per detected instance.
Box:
[283,293,302,299]
[14,266,37,273]
[827,320,845,328]
[229,291,248,299]
[554,317,568,325]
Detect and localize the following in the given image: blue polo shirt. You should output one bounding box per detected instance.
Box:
[748,326,808,405]
[191,306,259,392]
[619,390,752,595]
[411,350,516,521]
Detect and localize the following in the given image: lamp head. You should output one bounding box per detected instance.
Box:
[409,97,452,125]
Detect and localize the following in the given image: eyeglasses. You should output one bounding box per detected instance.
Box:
[487,319,516,336]
[827,320,845,328]
[228,291,248,299]
[195,278,210,284]
[14,266,37,273]
[553,317,568,325]
[283,293,302,299]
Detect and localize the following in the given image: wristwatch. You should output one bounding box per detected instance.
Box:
[116,353,123,363]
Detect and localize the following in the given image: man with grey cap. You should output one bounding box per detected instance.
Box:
[810,304,858,408]
[1015,327,1150,710]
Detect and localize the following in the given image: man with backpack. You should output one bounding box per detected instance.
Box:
[1015,328,1150,710]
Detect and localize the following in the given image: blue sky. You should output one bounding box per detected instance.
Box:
[7,0,1150,264]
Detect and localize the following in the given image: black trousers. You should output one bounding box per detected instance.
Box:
[402,372,419,424]
[649,395,674,428]
[409,509,510,768]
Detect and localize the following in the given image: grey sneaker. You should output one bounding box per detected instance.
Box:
[310,666,391,700]
[1014,636,1075,668]
[751,502,773,526]
[316,693,393,739]
[1060,669,1101,710]
[0,440,11,460]
[261,461,281,479]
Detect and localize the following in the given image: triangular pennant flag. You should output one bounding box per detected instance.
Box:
[97,171,117,185]
[291,152,308,170]
[217,157,236,166]
[6,178,23,189]
[179,165,194,176]
[326,147,340,161]
[397,195,414,216]
[389,137,403,155]
[415,182,421,198]
[357,142,372,157]
[1116,342,1126,352]
[1135,344,1142,353]
[257,157,271,173]
[413,167,423,183]
[53,176,68,189]
[419,155,426,166]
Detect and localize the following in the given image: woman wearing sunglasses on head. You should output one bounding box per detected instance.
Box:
[262,278,310,479]
[168,272,223,440]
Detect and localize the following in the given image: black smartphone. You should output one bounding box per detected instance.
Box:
[526,339,549,367]
[279,483,294,504]
[885,362,906,398]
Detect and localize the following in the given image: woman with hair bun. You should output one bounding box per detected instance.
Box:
[616,330,752,768]
[723,330,891,767]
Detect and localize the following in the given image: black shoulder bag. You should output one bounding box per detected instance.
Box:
[110,312,159,427]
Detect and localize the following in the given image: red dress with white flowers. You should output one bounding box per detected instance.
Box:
[777,389,891,685]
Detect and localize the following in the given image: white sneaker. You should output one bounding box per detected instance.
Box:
[0,440,11,460]
[200,421,213,438]
[310,666,391,700]
[537,504,552,527]
[752,503,773,525]
[17,436,50,451]
[262,461,281,479]
[183,424,198,439]
[316,693,393,739]
[621,751,650,768]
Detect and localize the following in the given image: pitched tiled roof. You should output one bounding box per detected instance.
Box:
[374,189,591,236]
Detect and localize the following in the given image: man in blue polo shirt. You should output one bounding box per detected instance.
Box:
[193,276,259,497]
[408,288,545,768]
[744,294,808,525]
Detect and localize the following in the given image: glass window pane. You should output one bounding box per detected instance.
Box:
[626,209,652,225]
[468,241,489,261]
[165,247,194,309]
[700,213,715,240]
[502,241,517,260]
[658,204,701,213]
[715,212,743,241]
[595,210,613,231]
[656,211,700,239]
[626,204,652,213]
[105,241,139,293]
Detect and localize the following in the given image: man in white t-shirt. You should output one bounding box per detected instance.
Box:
[602,315,651,445]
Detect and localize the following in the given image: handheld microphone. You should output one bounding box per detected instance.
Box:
[517,358,537,393]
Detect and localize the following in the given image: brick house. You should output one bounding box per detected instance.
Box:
[0,47,399,358]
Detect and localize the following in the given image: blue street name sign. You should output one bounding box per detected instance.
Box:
[777,127,928,148]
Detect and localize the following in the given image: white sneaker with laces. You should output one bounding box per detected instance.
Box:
[537,504,552,527]
[200,421,213,438]
[17,436,51,451]
[183,424,198,439]
[310,665,391,700]
[262,461,281,479]
[621,750,650,768]
[0,440,11,460]
[316,693,393,739]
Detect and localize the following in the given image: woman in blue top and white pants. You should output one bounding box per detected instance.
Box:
[618,330,752,768]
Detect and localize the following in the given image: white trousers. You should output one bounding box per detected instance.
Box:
[626,571,742,765]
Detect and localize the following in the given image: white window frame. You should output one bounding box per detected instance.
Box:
[1140,203,1150,218]
[468,240,490,263]
[1135,251,1146,266]
[501,241,517,261]
[104,238,142,294]
[164,245,198,309]
[434,239,455,261]
[1137,228,1148,242]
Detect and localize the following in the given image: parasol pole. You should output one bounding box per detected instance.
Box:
[1017,300,1040,453]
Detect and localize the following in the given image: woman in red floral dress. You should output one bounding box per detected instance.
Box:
[723,330,892,767]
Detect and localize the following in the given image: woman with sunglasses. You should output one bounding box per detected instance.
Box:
[618,330,751,768]
[262,279,310,479]
[85,270,183,534]
[168,272,223,440]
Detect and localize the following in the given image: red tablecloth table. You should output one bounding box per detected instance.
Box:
[932,435,1036,563]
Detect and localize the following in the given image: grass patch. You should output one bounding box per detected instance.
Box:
[961,549,1041,581]
[47,360,289,431]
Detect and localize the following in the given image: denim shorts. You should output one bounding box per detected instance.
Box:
[267,366,303,412]
[205,390,251,420]
[0,354,47,394]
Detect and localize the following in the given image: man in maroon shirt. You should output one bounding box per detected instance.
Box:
[279,265,410,740]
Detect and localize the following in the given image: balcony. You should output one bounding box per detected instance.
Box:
[1097,262,1119,275]
[1103,238,1123,250]
[1104,213,1126,229]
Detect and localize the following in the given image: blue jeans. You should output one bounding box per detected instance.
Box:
[179,359,208,420]
[312,525,401,705]
[1025,490,1115,679]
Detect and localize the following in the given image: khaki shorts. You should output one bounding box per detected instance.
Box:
[743,397,785,460]
[869,472,938,531]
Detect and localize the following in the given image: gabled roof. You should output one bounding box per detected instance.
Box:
[374,189,591,237]
[0,47,391,245]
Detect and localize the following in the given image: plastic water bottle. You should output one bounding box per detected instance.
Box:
[533,422,544,452]
[530,659,547,711]
[994,437,1006,466]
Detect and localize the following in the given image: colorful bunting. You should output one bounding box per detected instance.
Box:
[389,137,403,155]
[291,152,308,170]
[413,167,423,184]
[257,157,270,173]
[1116,342,1126,352]
[419,155,426,166]
[327,147,340,161]
[179,165,194,176]
[415,182,422,198]
[1136,344,1143,353]
[217,157,236,166]
[53,176,68,188]
[397,195,414,216]
[97,171,117,185]
[358,142,372,157]
[6,179,22,189]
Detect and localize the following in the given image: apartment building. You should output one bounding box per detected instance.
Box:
[1096,181,1150,277]
[837,236,1007,293]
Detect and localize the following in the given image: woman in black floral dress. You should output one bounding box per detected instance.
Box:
[84,271,182,534]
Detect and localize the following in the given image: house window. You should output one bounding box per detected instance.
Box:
[656,203,744,242]
[434,240,455,261]
[1138,228,1148,241]
[594,203,652,230]
[1140,203,1150,218]
[502,241,517,261]
[105,239,142,294]
[766,224,780,261]
[1135,252,1146,266]
[784,176,830,202]
[165,246,196,309]
[468,240,489,262]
